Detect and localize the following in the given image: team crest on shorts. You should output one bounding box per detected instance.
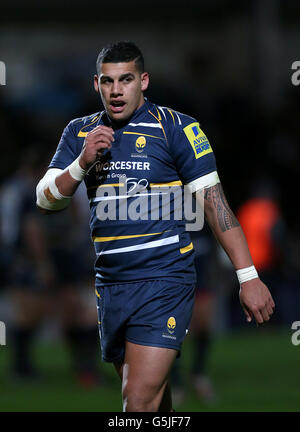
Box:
[162,316,177,340]
[167,316,176,334]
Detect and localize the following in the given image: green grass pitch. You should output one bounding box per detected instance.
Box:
[0,328,299,412]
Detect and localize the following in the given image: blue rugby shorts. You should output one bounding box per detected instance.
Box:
[95,279,195,363]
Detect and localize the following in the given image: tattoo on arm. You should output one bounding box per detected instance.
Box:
[204,183,240,232]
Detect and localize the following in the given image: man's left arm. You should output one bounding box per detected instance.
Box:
[199,182,275,325]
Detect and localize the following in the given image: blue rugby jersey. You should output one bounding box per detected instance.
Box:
[49,100,217,285]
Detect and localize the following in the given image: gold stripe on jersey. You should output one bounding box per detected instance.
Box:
[87,183,125,190]
[180,242,194,254]
[155,106,162,120]
[77,115,99,137]
[93,231,168,242]
[167,109,175,125]
[148,110,168,144]
[123,131,164,140]
[150,181,182,187]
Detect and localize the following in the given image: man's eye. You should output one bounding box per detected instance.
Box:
[124,77,133,83]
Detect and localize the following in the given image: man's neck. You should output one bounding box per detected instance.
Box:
[109,117,129,130]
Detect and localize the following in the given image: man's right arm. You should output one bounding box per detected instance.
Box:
[36,125,114,214]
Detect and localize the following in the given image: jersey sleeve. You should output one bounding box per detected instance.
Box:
[48,121,81,170]
[169,119,217,185]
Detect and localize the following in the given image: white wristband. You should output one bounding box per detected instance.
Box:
[236,265,259,284]
[68,157,87,182]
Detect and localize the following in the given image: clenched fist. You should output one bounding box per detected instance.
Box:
[79,125,114,170]
[239,278,275,325]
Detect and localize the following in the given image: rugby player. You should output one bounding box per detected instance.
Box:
[36,41,275,412]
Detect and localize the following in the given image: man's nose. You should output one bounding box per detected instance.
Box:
[111,81,122,96]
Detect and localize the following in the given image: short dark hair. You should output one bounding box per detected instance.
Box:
[96,41,144,75]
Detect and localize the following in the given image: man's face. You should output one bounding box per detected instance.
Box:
[94,60,149,124]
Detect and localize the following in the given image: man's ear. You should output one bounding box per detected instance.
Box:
[141,72,149,92]
[94,75,100,93]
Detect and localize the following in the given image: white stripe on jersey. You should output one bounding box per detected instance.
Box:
[128,122,162,128]
[174,111,182,125]
[96,234,179,256]
[158,106,184,125]
[90,191,168,203]
[158,106,167,120]
[160,106,187,126]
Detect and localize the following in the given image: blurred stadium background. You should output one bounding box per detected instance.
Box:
[0,0,300,412]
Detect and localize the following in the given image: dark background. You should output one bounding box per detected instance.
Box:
[1,1,300,218]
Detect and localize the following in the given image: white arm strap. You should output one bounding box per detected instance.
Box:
[36,168,71,211]
[186,171,220,193]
